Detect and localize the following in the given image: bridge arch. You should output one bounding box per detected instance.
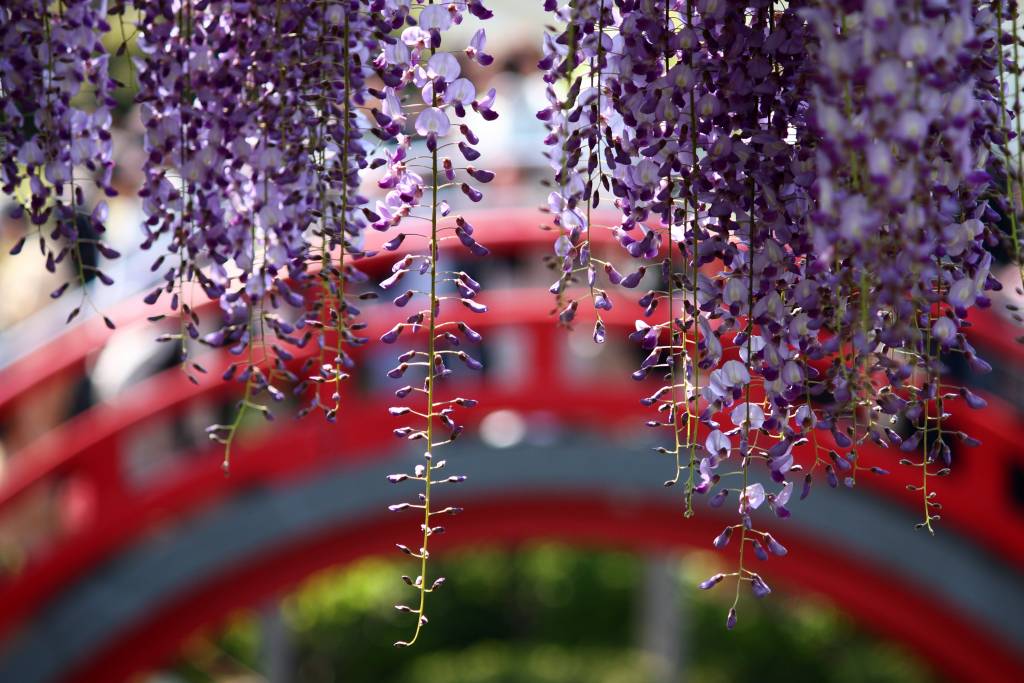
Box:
[0,211,1022,682]
[1,432,1022,683]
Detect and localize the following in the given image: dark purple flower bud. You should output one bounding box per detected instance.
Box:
[640,348,661,370]
[203,329,227,347]
[468,1,493,20]
[620,267,646,288]
[751,575,772,598]
[559,300,578,324]
[956,432,981,447]
[458,322,483,343]
[461,183,483,202]
[967,354,992,374]
[940,441,952,467]
[765,534,788,557]
[456,227,490,257]
[900,431,921,452]
[459,141,481,160]
[966,169,991,184]
[698,573,725,590]
[884,428,903,448]
[752,540,768,561]
[380,269,408,290]
[713,526,733,549]
[394,290,415,307]
[830,451,852,472]
[459,272,482,291]
[726,608,737,630]
[959,387,987,409]
[96,243,121,259]
[467,167,495,183]
[605,263,623,284]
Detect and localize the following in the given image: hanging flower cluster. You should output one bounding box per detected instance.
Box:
[540,0,1015,628]
[2,0,1024,641]
[301,0,380,423]
[1,0,120,324]
[372,0,497,647]
[132,1,377,464]
[3,0,497,641]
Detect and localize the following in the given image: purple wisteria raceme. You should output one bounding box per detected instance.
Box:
[299,1,381,423]
[2,0,1023,641]
[538,0,620,336]
[132,1,385,467]
[373,0,496,648]
[1,0,120,324]
[800,0,1000,528]
[541,0,1012,628]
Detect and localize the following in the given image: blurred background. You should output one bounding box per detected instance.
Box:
[1,3,1023,683]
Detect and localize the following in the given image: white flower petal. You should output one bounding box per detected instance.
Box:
[743,483,765,511]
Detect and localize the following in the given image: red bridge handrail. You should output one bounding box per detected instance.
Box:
[0,291,1022,647]
[66,496,1024,683]
[0,209,582,417]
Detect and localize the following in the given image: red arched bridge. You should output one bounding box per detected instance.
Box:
[0,211,1022,683]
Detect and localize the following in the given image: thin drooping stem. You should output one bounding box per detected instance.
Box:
[404,9,443,646]
[683,0,702,517]
[996,0,1024,287]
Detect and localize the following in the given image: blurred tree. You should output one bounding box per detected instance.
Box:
[168,544,936,683]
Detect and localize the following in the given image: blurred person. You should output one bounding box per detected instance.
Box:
[0,203,71,331]
[102,117,158,297]
[467,45,550,207]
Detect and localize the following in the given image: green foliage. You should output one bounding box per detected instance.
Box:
[172,545,936,683]
[400,643,652,683]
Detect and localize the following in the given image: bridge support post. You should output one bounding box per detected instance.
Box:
[637,553,685,683]
[260,599,294,683]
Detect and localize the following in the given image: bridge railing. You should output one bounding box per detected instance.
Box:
[0,210,1022,655]
[0,287,1022,642]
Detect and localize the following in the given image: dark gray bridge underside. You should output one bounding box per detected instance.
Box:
[1,435,1022,683]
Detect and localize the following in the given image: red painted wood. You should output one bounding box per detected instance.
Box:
[0,210,616,419]
[0,291,1022,645]
[0,211,1021,682]
[66,495,1024,683]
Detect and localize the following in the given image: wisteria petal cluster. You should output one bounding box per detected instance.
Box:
[1,0,120,323]
[3,0,497,640]
[363,0,496,647]
[132,1,388,453]
[3,0,1024,641]
[540,0,1016,628]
